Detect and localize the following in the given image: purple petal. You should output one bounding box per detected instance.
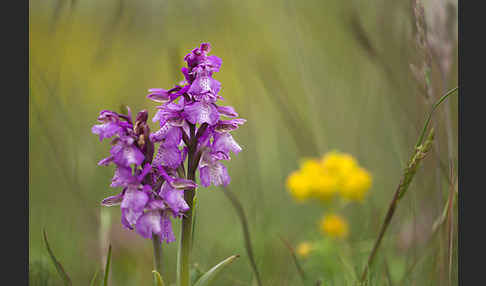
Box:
[216,105,238,117]
[135,210,163,239]
[121,188,149,213]
[162,126,182,147]
[212,132,242,156]
[182,101,219,125]
[121,207,146,229]
[152,109,165,124]
[101,189,126,207]
[150,124,170,142]
[160,182,190,214]
[170,178,198,190]
[121,208,134,230]
[146,199,166,211]
[111,166,136,187]
[135,210,175,243]
[199,162,230,187]
[92,122,122,141]
[147,89,171,103]
[182,67,194,83]
[188,72,221,101]
[97,110,120,122]
[153,145,182,169]
[159,214,176,243]
[205,55,222,72]
[111,142,145,167]
[137,163,152,182]
[98,156,114,166]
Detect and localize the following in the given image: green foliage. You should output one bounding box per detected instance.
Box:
[89,269,101,286]
[29,0,458,284]
[42,229,72,286]
[152,270,166,286]
[193,255,240,286]
[103,245,112,286]
[29,261,56,286]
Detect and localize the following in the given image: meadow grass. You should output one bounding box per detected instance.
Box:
[29,0,458,285]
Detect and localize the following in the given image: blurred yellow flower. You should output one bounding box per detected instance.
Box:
[321,151,358,176]
[286,151,371,203]
[296,241,313,258]
[287,159,339,202]
[286,171,312,202]
[320,214,349,239]
[340,167,372,202]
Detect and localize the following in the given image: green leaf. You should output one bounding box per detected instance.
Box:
[42,228,72,286]
[152,270,165,286]
[193,255,240,286]
[90,269,100,286]
[190,264,204,285]
[221,187,262,286]
[103,245,112,286]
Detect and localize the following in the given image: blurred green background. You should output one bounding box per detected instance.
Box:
[29,0,458,285]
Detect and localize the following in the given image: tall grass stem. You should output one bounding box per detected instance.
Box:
[152,235,163,285]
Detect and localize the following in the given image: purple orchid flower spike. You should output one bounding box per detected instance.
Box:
[93,43,244,252]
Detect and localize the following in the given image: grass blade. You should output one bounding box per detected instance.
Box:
[193,255,240,286]
[280,236,306,283]
[360,129,435,282]
[42,228,72,286]
[103,244,112,286]
[90,269,100,286]
[415,86,458,148]
[152,270,166,286]
[222,187,263,286]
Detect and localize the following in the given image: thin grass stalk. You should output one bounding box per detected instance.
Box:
[152,234,163,285]
[360,129,434,283]
[446,162,456,285]
[222,187,263,286]
[360,86,457,283]
[280,236,306,283]
[415,87,458,148]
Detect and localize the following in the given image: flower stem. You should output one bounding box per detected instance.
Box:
[177,190,195,286]
[152,234,163,285]
[177,129,198,286]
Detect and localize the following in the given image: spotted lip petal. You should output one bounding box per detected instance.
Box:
[182,101,220,125]
[159,181,190,214]
[188,70,221,101]
[110,137,145,167]
[199,162,230,187]
[111,166,136,187]
[153,145,182,169]
[212,132,242,156]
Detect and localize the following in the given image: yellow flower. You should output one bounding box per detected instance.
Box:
[320,214,349,239]
[296,241,313,258]
[321,151,358,177]
[286,171,312,202]
[312,172,339,201]
[300,158,323,175]
[287,152,371,203]
[340,167,372,202]
[302,159,339,202]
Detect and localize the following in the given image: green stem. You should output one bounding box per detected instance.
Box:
[415,86,458,148]
[152,234,163,285]
[177,129,198,286]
